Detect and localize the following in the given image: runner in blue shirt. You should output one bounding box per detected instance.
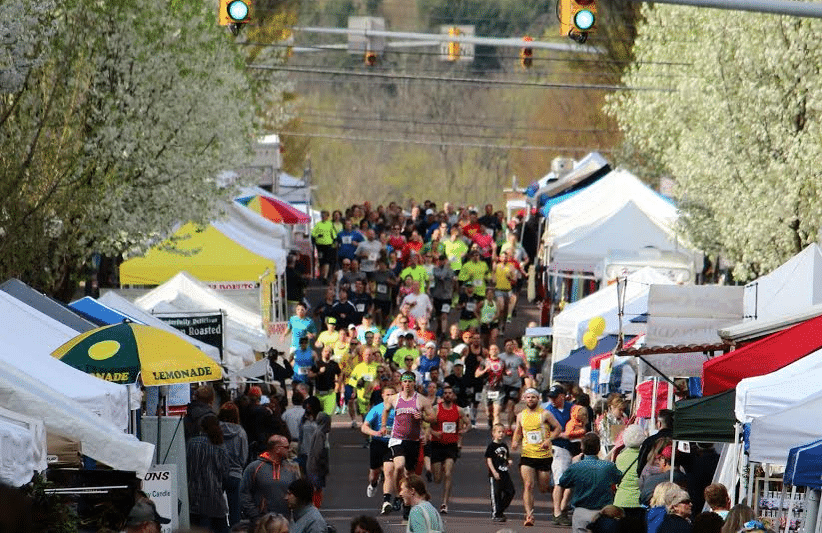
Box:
[361,386,397,514]
[292,336,316,394]
[282,302,317,349]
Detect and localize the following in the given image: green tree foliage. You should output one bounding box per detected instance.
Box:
[0,0,256,298]
[607,5,822,280]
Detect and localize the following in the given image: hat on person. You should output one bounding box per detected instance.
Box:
[348,323,357,330]
[438,254,448,261]
[660,444,673,461]
[546,384,565,398]
[453,361,464,367]
[248,386,262,399]
[404,332,416,339]
[426,209,434,216]
[326,317,336,324]
[425,341,437,349]
[125,500,171,526]
[663,487,691,511]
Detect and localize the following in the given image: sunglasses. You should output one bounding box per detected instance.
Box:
[401,377,415,382]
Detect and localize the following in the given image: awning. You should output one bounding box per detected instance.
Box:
[673,390,736,443]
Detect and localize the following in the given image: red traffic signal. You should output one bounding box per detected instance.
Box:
[520,36,534,68]
[364,51,377,66]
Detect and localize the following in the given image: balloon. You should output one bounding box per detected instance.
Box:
[588,316,606,336]
[583,331,598,350]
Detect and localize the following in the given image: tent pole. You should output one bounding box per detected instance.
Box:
[670,440,676,483]
[651,378,658,433]
[807,489,821,533]
[731,423,741,506]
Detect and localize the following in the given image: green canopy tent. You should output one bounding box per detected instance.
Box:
[673,390,737,443]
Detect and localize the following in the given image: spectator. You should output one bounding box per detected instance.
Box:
[184,384,215,441]
[637,409,674,475]
[399,474,445,533]
[719,504,756,533]
[219,402,250,528]
[254,513,289,533]
[350,515,384,533]
[692,512,724,533]
[703,483,731,519]
[287,478,327,533]
[187,415,230,533]
[240,434,301,523]
[658,486,693,533]
[647,482,679,533]
[614,424,647,530]
[306,412,331,508]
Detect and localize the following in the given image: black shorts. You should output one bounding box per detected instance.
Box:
[423,442,432,457]
[374,299,392,317]
[369,439,391,470]
[390,439,421,471]
[430,442,459,463]
[501,385,521,405]
[316,244,335,265]
[480,322,499,334]
[519,455,553,472]
[433,298,452,315]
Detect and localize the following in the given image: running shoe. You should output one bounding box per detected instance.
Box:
[393,496,403,511]
[351,420,359,429]
[367,483,376,498]
[381,501,392,515]
[439,504,448,514]
[492,516,506,523]
[557,512,572,526]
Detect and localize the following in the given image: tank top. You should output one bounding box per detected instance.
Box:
[480,300,497,324]
[521,407,552,459]
[391,392,421,441]
[485,358,504,388]
[494,263,513,291]
[432,402,460,445]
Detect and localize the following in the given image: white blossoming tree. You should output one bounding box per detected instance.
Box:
[0,0,258,298]
[607,5,822,281]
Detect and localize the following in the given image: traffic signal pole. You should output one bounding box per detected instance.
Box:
[626,0,822,18]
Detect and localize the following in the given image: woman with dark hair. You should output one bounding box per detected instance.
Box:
[219,402,249,528]
[719,504,756,533]
[400,474,444,533]
[350,515,384,533]
[187,414,231,533]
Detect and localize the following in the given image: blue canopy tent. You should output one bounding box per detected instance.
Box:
[552,334,620,383]
[69,296,133,326]
[540,188,582,217]
[785,438,822,489]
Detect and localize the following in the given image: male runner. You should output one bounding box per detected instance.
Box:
[381,371,436,515]
[511,388,562,527]
[429,385,469,514]
[361,386,396,507]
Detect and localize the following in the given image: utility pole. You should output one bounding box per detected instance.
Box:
[626,0,822,18]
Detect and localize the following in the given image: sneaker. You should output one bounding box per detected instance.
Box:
[439,504,448,515]
[367,484,377,498]
[333,406,341,415]
[557,513,572,526]
[381,502,392,515]
[393,496,403,511]
[492,516,506,522]
[471,420,477,429]
[351,420,359,429]
[506,316,512,323]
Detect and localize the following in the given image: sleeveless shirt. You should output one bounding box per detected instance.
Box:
[391,392,421,441]
[521,407,552,459]
[432,402,460,445]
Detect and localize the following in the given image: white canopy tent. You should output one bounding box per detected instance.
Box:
[749,389,822,465]
[550,199,692,275]
[0,290,128,430]
[0,407,46,487]
[551,267,674,362]
[0,358,153,476]
[546,169,679,245]
[528,152,610,204]
[735,347,822,423]
[97,291,221,361]
[215,199,290,275]
[134,272,268,372]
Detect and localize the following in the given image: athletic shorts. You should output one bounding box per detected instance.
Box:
[423,442,432,457]
[390,439,421,472]
[494,290,512,300]
[433,298,453,315]
[374,299,392,318]
[528,361,542,377]
[369,439,391,470]
[485,386,503,405]
[500,385,521,406]
[316,244,334,265]
[344,384,355,402]
[430,442,459,463]
[480,322,499,334]
[519,455,553,472]
[551,446,572,484]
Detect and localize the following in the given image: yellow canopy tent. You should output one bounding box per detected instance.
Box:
[120,222,276,285]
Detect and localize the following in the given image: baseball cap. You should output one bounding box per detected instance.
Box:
[425,341,437,349]
[453,361,464,367]
[426,208,434,215]
[125,500,171,526]
[326,317,337,324]
[546,384,565,398]
[348,323,357,330]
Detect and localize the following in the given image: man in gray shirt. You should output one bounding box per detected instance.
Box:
[430,254,455,338]
[355,229,383,276]
[499,337,527,434]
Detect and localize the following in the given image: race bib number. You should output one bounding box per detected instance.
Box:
[356,303,366,312]
[466,302,476,312]
[487,390,500,400]
[388,438,402,447]
[526,430,543,445]
[441,303,451,313]
[377,283,388,294]
[474,392,483,402]
[362,374,374,382]
[442,422,457,434]
[341,236,352,244]
[298,367,309,375]
[424,372,431,382]
[369,252,379,261]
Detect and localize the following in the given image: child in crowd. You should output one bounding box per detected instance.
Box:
[485,423,515,522]
[566,404,589,456]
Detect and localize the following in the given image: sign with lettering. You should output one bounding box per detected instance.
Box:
[141,464,178,533]
[157,313,224,359]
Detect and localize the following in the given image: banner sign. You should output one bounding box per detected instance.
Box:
[142,464,178,533]
[157,313,224,358]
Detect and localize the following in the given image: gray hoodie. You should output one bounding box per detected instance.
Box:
[220,421,249,478]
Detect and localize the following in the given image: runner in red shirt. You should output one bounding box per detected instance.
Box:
[429,385,469,514]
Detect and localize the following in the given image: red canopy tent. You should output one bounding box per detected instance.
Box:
[702,314,822,396]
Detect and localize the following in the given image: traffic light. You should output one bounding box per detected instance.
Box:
[447,27,461,61]
[520,36,533,68]
[568,0,596,43]
[219,0,251,35]
[364,51,378,66]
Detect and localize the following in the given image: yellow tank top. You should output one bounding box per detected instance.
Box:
[494,263,513,291]
[521,407,552,459]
